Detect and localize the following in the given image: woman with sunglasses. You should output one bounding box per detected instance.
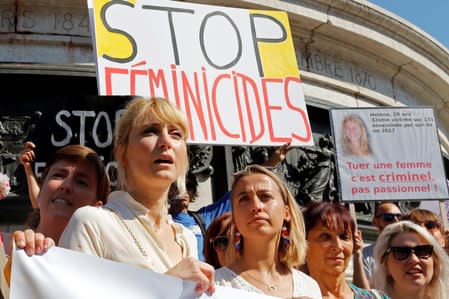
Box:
[203,212,232,269]
[214,165,322,298]
[402,208,447,250]
[302,201,389,299]
[371,220,449,299]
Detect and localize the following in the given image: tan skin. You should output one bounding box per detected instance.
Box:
[385,232,434,299]
[228,173,295,298]
[306,222,355,299]
[13,159,102,252]
[119,120,214,293]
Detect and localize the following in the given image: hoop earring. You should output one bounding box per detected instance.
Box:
[234,231,242,252]
[281,225,291,251]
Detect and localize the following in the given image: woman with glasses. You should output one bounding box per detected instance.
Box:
[203,212,232,269]
[371,221,449,299]
[302,201,389,299]
[214,165,322,298]
[402,208,447,250]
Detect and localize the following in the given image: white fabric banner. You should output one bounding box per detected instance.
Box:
[10,246,277,299]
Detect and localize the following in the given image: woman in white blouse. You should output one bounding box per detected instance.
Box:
[214,164,322,299]
[59,97,214,294]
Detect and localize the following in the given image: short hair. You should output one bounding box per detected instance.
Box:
[227,165,307,268]
[402,209,444,234]
[371,221,449,298]
[302,201,356,240]
[203,212,232,269]
[41,144,110,204]
[26,144,110,229]
[373,202,401,216]
[114,97,189,192]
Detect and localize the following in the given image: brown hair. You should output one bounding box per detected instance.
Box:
[25,144,110,229]
[203,212,232,269]
[302,201,356,241]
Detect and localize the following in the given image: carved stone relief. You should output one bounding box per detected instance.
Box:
[0,111,42,196]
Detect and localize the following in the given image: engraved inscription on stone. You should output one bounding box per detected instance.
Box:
[0,3,90,36]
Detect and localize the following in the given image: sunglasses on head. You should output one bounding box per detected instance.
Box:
[375,213,402,222]
[211,236,229,251]
[423,220,440,230]
[383,244,433,261]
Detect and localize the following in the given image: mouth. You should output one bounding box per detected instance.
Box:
[249,216,269,224]
[154,154,174,164]
[406,268,423,275]
[329,256,344,261]
[52,198,72,206]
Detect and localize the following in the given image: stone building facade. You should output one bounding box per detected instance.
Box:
[0,0,448,238]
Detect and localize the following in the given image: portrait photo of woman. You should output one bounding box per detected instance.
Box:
[340,114,371,157]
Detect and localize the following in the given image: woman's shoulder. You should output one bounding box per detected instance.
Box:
[349,283,390,299]
[291,269,322,299]
[291,268,317,283]
[214,267,261,293]
[71,205,108,219]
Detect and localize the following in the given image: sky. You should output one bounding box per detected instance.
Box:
[368,0,449,50]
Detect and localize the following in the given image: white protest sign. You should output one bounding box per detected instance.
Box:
[330,107,449,202]
[10,245,278,299]
[87,0,312,146]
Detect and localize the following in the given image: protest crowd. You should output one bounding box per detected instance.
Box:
[0,96,448,299]
[1,1,449,299]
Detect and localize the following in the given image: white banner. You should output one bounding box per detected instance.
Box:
[330,107,449,202]
[10,246,277,299]
[87,0,312,146]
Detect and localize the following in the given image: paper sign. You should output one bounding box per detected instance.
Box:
[87,0,312,146]
[10,245,278,299]
[330,107,449,202]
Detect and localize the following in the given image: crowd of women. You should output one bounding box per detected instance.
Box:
[1,96,449,299]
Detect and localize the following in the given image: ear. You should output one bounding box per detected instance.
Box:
[284,205,291,222]
[95,201,103,207]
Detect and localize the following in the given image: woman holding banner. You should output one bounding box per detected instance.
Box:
[341,114,371,157]
[214,165,322,298]
[371,221,449,299]
[59,97,215,294]
[302,201,389,299]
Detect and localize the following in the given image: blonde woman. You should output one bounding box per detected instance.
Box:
[341,114,371,156]
[214,165,321,298]
[59,97,214,294]
[371,221,449,299]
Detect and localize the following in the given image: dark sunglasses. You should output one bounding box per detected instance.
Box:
[211,236,229,251]
[423,220,440,230]
[375,213,402,222]
[383,245,433,261]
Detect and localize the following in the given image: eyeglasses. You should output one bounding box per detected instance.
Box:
[423,220,440,230]
[383,245,433,261]
[211,236,229,251]
[375,213,402,222]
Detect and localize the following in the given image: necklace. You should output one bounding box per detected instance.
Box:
[244,269,278,292]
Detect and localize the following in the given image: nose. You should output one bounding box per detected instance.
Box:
[58,178,72,193]
[251,197,263,213]
[330,237,343,251]
[158,129,172,150]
